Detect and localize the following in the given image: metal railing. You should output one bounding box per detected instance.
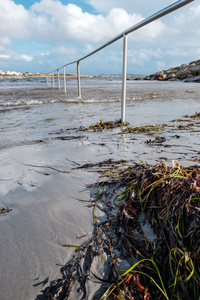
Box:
[48,0,194,123]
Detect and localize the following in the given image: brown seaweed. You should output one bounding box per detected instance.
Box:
[122,124,167,135]
[0,207,12,215]
[40,160,200,299]
[78,119,128,131]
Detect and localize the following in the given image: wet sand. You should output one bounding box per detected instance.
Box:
[0,113,200,299]
[0,77,200,299]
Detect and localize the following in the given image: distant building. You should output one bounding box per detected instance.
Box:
[0,70,22,76]
[6,71,22,76]
[0,70,6,75]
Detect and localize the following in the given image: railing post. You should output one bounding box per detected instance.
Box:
[63,67,66,93]
[47,75,50,87]
[52,73,55,88]
[121,34,128,123]
[57,69,60,89]
[77,61,81,99]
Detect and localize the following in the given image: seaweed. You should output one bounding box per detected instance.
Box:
[41,160,200,299]
[78,120,129,131]
[145,136,166,144]
[121,124,167,135]
[188,112,200,119]
[0,207,12,215]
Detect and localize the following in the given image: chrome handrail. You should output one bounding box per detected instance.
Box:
[48,0,194,122]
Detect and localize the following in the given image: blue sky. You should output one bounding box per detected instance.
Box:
[0,0,200,75]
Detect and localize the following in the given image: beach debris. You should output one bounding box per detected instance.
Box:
[23,163,70,174]
[74,158,127,170]
[43,277,49,286]
[52,135,83,141]
[121,124,166,135]
[145,136,166,144]
[41,160,200,300]
[121,115,200,136]
[78,119,129,131]
[0,207,12,215]
[190,156,200,162]
[189,112,200,119]
[171,118,191,122]
[172,112,200,127]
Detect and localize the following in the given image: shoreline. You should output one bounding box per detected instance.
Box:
[0,78,199,299]
[0,73,144,79]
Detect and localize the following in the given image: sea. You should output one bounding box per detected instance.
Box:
[0,75,200,300]
[0,75,200,151]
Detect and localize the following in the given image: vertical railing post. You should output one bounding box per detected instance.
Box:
[77,61,81,99]
[52,73,55,88]
[63,67,66,93]
[57,69,60,89]
[121,34,128,123]
[47,75,50,86]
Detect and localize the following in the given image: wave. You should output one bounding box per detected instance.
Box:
[0,98,121,107]
[0,92,160,108]
[0,99,61,107]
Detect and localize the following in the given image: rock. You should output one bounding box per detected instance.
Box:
[162,74,167,79]
[183,75,200,82]
[144,59,200,82]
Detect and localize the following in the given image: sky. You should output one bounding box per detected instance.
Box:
[0,0,200,75]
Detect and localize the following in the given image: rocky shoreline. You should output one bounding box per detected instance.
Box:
[136,59,200,82]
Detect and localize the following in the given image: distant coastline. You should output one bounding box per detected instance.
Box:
[0,71,107,78]
[0,70,46,78]
[1,59,200,82]
[0,72,141,79]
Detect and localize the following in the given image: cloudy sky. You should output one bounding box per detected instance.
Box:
[0,0,199,74]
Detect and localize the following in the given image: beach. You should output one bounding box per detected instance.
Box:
[0,76,199,299]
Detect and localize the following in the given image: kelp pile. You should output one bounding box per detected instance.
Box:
[78,120,128,131]
[42,160,200,300]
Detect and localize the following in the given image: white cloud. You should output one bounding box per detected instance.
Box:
[17,54,34,62]
[173,4,200,38]
[0,54,10,59]
[0,0,31,40]
[0,0,199,74]
[0,0,175,49]
[30,1,166,43]
[128,48,162,66]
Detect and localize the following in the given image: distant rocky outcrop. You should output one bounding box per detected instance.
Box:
[137,60,200,82]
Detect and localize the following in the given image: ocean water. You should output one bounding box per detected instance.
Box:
[0,76,200,150]
[0,76,200,300]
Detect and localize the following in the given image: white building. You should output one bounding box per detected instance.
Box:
[6,71,22,76]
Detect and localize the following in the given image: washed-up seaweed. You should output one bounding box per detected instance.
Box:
[145,136,166,144]
[121,124,169,135]
[74,159,127,170]
[78,120,128,131]
[0,207,12,215]
[171,112,200,130]
[41,160,200,300]
[188,112,200,119]
[122,112,200,136]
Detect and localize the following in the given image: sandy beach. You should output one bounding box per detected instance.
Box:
[0,77,199,299]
